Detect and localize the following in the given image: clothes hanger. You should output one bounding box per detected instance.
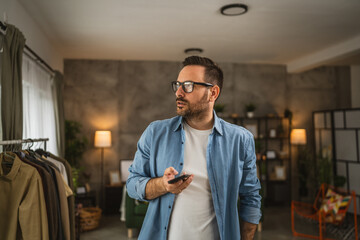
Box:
[35,141,50,157]
[0,13,8,53]
[1,145,15,167]
[24,139,38,159]
[35,148,50,157]
[0,21,6,33]
[0,12,8,33]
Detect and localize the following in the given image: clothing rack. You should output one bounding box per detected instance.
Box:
[0,138,49,151]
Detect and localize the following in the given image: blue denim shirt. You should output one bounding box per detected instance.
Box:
[126,113,261,240]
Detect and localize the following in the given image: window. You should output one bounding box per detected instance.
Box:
[22,54,58,154]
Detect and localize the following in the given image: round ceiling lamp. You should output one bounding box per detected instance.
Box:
[220,3,248,16]
[184,48,203,55]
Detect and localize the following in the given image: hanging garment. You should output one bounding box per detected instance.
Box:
[0,152,49,240]
[52,167,71,240]
[49,153,76,240]
[39,152,74,240]
[23,152,64,240]
[17,152,59,240]
[46,156,69,185]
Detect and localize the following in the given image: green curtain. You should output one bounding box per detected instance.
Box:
[52,71,65,157]
[0,24,25,140]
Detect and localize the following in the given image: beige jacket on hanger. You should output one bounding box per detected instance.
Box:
[0,152,49,240]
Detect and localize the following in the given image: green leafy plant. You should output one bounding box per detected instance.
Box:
[255,140,262,153]
[297,147,314,197]
[65,120,88,167]
[284,108,293,120]
[334,175,346,188]
[317,155,346,188]
[317,156,332,185]
[245,103,256,112]
[65,120,88,191]
[214,103,226,113]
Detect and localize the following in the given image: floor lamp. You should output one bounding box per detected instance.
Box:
[94,130,112,210]
[290,129,307,198]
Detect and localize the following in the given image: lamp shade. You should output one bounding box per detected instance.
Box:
[94,131,112,147]
[290,129,307,145]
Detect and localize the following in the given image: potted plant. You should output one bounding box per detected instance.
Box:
[284,108,293,120]
[245,103,256,118]
[317,155,347,188]
[297,147,314,197]
[214,103,226,117]
[65,120,88,192]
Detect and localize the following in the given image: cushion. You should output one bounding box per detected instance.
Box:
[319,188,351,223]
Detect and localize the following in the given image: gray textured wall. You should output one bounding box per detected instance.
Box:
[63,59,350,201]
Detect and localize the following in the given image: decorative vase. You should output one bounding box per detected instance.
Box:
[247,111,254,118]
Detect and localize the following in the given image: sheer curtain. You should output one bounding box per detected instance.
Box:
[22,54,58,155]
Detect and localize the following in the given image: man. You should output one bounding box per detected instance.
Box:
[127,56,261,240]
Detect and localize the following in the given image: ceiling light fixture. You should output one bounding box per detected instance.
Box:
[184,48,203,55]
[220,3,248,16]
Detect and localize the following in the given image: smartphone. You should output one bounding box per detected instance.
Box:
[168,174,190,184]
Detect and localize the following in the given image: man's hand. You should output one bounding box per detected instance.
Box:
[145,167,193,200]
[240,220,258,240]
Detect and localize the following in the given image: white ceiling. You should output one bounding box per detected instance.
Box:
[18,0,360,72]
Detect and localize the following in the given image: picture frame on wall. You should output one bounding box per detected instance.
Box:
[269,129,277,138]
[244,124,258,138]
[76,186,86,194]
[109,170,121,186]
[266,150,276,159]
[274,166,286,180]
[119,159,133,183]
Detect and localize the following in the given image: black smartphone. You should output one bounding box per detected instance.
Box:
[168,174,190,184]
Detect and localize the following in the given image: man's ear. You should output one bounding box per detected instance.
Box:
[209,85,220,102]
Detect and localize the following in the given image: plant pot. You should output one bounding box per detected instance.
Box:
[247,111,254,118]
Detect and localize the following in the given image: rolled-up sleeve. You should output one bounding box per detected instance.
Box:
[238,132,262,224]
[126,123,153,202]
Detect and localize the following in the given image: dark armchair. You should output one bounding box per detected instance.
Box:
[125,191,148,238]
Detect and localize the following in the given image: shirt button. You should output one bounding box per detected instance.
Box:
[169,205,171,209]
[165,226,167,230]
[180,163,183,166]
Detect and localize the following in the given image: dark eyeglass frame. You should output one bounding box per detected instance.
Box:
[171,81,213,93]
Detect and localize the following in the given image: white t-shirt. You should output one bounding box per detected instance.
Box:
[168,122,220,240]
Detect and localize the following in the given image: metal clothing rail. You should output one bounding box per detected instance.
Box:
[24,45,55,74]
[0,138,49,151]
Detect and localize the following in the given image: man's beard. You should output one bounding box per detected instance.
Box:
[176,91,209,120]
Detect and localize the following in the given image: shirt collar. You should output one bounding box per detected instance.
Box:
[172,110,223,136]
[173,115,183,132]
[0,152,21,181]
[213,111,223,136]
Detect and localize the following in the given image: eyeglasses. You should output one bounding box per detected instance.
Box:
[171,81,213,93]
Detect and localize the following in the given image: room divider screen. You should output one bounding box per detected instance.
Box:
[313,108,360,214]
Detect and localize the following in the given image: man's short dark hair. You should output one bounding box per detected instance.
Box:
[182,56,224,93]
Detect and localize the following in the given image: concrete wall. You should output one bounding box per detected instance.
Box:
[287,66,350,138]
[351,65,360,108]
[64,60,181,195]
[63,59,351,200]
[286,66,350,200]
